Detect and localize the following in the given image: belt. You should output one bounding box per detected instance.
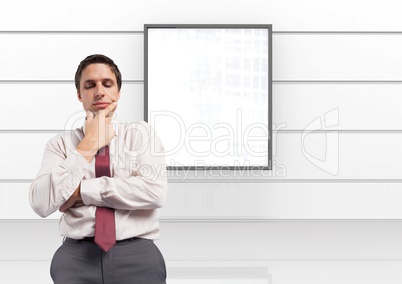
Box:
[66,236,141,244]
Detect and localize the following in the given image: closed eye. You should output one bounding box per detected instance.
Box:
[103,79,114,88]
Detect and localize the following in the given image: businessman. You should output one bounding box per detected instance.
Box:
[29,54,167,283]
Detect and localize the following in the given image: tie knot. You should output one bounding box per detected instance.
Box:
[96,145,109,157]
[95,146,111,178]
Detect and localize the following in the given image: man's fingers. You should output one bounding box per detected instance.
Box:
[92,102,117,118]
[59,201,70,212]
[59,195,78,212]
[105,102,117,117]
[86,109,94,121]
[94,112,112,125]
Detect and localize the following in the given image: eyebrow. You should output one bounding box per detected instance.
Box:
[83,78,115,85]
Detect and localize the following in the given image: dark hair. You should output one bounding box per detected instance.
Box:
[75,54,122,91]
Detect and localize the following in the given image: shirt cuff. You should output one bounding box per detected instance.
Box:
[60,149,90,200]
[80,177,104,206]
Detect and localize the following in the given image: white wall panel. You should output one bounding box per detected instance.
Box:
[262,261,402,284]
[274,83,402,131]
[2,132,400,180]
[5,81,402,132]
[0,261,52,283]
[0,184,61,220]
[0,133,54,180]
[168,132,402,180]
[274,132,401,180]
[159,221,402,261]
[2,82,401,131]
[2,220,402,261]
[167,264,271,283]
[0,34,142,80]
[169,261,402,284]
[274,34,402,80]
[0,83,143,130]
[1,0,402,32]
[3,182,402,220]
[3,34,402,81]
[161,182,402,219]
[0,221,61,261]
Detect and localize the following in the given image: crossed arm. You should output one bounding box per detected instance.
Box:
[30,104,167,218]
[58,103,117,212]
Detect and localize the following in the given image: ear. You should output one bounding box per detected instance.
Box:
[77,90,82,102]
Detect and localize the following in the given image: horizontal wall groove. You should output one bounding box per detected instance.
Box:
[159,218,402,223]
[274,31,402,35]
[0,130,400,134]
[0,219,58,223]
[0,80,142,84]
[3,179,402,184]
[2,219,402,223]
[275,130,402,133]
[2,80,402,85]
[0,179,34,183]
[2,260,401,262]
[0,130,63,133]
[166,179,402,183]
[0,31,144,34]
[273,80,402,84]
[1,31,402,35]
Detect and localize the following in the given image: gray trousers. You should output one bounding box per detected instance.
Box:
[50,237,167,284]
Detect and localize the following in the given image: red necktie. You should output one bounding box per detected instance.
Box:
[94,145,116,252]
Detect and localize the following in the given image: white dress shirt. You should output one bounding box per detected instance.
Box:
[29,120,168,240]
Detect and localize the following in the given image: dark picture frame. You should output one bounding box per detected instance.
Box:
[144,24,272,171]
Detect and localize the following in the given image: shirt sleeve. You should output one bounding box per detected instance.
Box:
[80,122,168,210]
[29,135,90,217]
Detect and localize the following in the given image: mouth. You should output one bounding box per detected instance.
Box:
[92,102,111,109]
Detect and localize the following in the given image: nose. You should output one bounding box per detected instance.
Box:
[95,83,105,98]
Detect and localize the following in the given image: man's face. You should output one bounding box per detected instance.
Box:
[77,63,120,114]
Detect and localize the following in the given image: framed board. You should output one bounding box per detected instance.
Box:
[145,24,272,170]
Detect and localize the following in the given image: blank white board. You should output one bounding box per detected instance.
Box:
[145,25,272,170]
